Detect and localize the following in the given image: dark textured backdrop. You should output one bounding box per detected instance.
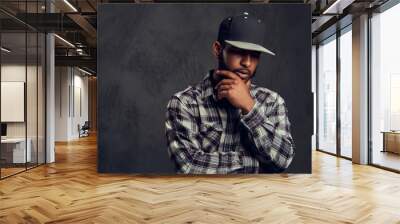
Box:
[98,3,312,173]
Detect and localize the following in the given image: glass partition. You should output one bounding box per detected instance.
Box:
[1,30,28,177]
[370,3,400,171]
[27,30,38,169]
[0,1,46,179]
[317,35,337,155]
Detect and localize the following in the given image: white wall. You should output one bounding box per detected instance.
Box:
[1,65,26,140]
[55,66,69,141]
[1,63,46,164]
[73,72,89,138]
[1,64,40,137]
[55,66,89,141]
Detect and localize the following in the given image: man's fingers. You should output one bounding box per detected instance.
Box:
[217,90,229,100]
[215,79,235,89]
[217,84,232,91]
[215,70,239,80]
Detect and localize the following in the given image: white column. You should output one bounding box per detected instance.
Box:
[312,45,317,150]
[46,1,55,163]
[352,14,369,164]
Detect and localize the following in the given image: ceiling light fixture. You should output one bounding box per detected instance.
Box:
[322,0,355,15]
[1,47,11,53]
[63,0,78,12]
[54,34,75,48]
[322,0,343,14]
[78,67,93,76]
[76,48,85,56]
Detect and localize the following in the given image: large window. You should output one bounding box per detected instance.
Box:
[317,25,353,159]
[317,36,337,154]
[339,28,352,158]
[370,2,400,171]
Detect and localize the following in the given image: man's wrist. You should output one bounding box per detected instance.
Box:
[241,98,255,115]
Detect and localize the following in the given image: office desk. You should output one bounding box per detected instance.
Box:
[382,131,400,154]
[1,138,32,163]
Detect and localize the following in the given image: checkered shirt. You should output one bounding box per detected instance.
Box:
[165,71,295,174]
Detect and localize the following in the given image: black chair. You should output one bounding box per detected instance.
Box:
[78,121,90,138]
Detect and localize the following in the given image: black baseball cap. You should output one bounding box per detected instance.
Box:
[217,12,275,56]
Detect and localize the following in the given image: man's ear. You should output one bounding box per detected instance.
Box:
[212,41,223,59]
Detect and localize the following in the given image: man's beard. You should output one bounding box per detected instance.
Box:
[218,53,229,71]
[217,53,257,81]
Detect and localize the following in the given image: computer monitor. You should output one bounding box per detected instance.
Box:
[1,123,7,137]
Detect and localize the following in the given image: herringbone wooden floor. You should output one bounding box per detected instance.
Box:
[1,134,400,224]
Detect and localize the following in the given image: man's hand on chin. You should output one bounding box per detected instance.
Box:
[214,70,255,114]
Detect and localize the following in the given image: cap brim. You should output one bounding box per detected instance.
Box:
[225,40,275,56]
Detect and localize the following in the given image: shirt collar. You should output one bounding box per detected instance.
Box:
[201,70,217,100]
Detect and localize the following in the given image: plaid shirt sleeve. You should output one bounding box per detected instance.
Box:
[240,94,295,171]
[165,95,258,174]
